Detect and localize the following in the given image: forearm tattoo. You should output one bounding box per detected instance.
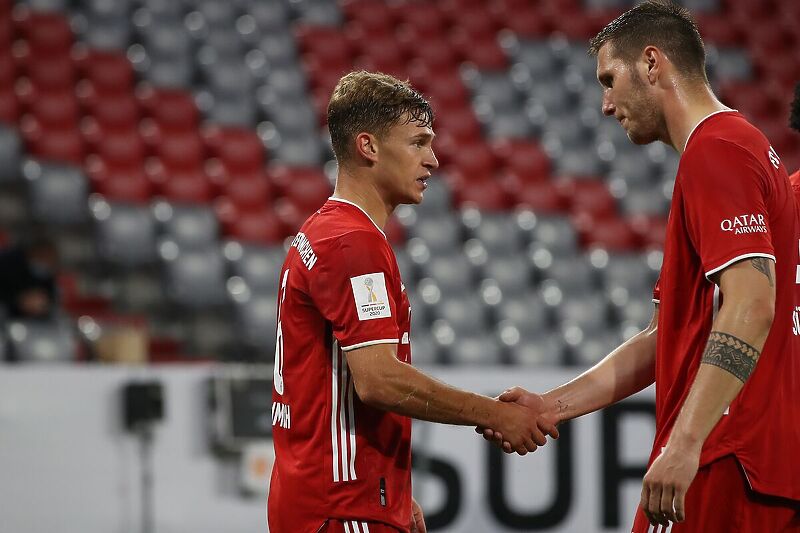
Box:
[750,258,774,287]
[700,331,761,383]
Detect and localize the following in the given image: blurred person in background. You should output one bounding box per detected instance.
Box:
[0,231,59,321]
[483,1,800,531]
[267,71,558,533]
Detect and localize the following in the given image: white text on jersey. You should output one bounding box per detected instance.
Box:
[272,401,291,429]
[291,233,318,270]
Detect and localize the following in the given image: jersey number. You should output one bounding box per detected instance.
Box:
[274,269,290,395]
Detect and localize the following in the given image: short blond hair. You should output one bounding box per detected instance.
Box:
[327,71,433,163]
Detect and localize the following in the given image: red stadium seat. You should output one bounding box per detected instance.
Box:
[93,130,147,166]
[74,48,136,99]
[14,10,73,53]
[147,161,214,203]
[450,6,500,40]
[274,196,311,235]
[295,26,354,64]
[558,178,617,219]
[493,5,551,37]
[341,0,395,34]
[492,139,552,183]
[21,90,80,129]
[411,64,470,112]
[273,166,332,214]
[433,106,482,143]
[86,158,153,203]
[446,139,496,182]
[82,94,141,147]
[220,174,273,210]
[24,127,85,165]
[695,15,743,47]
[451,31,507,71]
[0,50,14,87]
[23,55,75,91]
[574,213,639,251]
[137,86,200,134]
[217,200,286,244]
[450,175,510,210]
[203,126,266,175]
[152,132,206,171]
[0,85,19,123]
[394,3,447,38]
[350,33,408,74]
[630,214,668,251]
[403,35,460,71]
[507,176,567,213]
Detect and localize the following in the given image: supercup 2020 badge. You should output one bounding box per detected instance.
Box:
[350,272,392,321]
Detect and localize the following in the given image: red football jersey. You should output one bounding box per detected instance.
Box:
[651,111,800,500]
[268,198,413,532]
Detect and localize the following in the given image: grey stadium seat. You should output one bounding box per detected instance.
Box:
[409,331,440,366]
[482,256,534,295]
[571,331,623,366]
[6,319,77,363]
[156,203,219,249]
[92,199,157,266]
[494,291,550,335]
[233,291,278,354]
[249,1,291,33]
[554,293,610,335]
[23,160,88,225]
[431,293,488,335]
[225,243,285,293]
[464,212,526,256]
[271,133,326,166]
[449,335,503,366]
[407,214,462,253]
[162,246,228,308]
[505,332,565,367]
[539,256,598,295]
[0,125,22,183]
[529,216,578,256]
[419,253,474,296]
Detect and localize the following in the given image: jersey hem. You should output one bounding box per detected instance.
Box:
[340,338,399,351]
[704,252,776,281]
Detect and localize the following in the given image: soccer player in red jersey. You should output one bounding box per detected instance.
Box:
[482,2,800,531]
[267,71,558,533]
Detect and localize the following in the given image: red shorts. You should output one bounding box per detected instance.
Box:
[318,519,404,533]
[632,455,800,532]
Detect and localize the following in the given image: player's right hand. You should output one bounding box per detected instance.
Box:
[477,387,560,454]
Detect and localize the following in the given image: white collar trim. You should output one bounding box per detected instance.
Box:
[683,109,737,152]
[328,197,387,239]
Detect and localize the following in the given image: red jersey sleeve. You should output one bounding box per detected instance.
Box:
[310,230,399,351]
[681,139,776,280]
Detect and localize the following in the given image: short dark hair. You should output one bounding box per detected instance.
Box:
[790,82,800,133]
[589,0,707,83]
[327,71,434,163]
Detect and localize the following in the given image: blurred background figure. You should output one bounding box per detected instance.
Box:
[0,230,59,320]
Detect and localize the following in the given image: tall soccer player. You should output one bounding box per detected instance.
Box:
[481,2,800,531]
[267,71,558,533]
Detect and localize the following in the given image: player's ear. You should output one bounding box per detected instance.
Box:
[355,132,379,164]
[643,46,661,85]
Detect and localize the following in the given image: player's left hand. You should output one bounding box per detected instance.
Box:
[411,497,427,533]
[640,444,700,526]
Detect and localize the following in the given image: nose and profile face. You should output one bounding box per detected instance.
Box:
[595,43,662,146]
[374,118,439,206]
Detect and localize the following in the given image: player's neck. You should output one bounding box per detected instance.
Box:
[331,171,392,229]
[665,83,730,154]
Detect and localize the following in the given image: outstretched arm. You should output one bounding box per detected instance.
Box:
[345,343,558,454]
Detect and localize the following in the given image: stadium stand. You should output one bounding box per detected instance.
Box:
[0,0,798,365]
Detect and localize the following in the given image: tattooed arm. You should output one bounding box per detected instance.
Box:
[640,257,776,524]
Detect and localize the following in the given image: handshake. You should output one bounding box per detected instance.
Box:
[475,387,562,455]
